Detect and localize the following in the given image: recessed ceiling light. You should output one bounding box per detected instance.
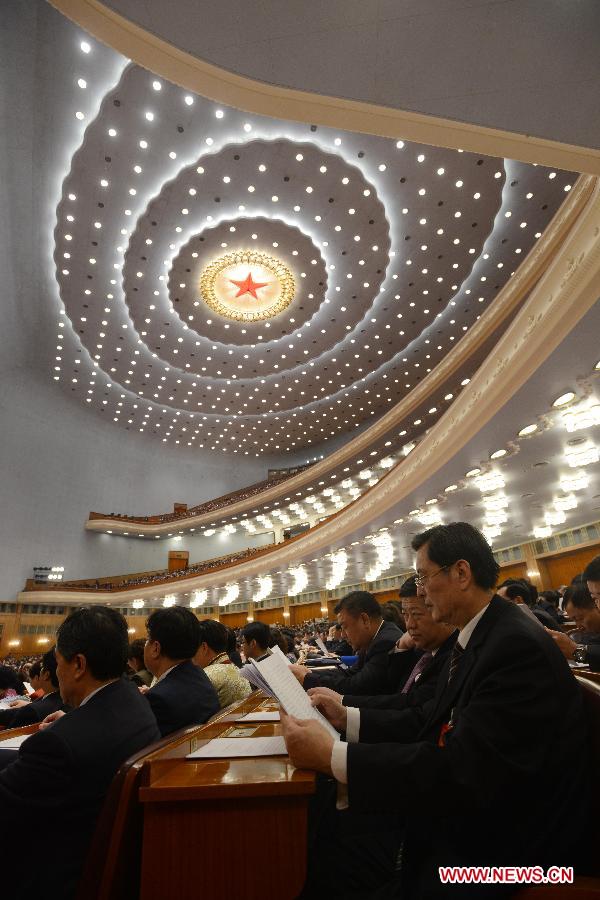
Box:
[518,424,538,436]
[553,391,575,407]
[490,449,507,460]
[80,40,91,53]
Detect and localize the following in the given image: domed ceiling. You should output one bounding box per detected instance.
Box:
[52,39,575,456]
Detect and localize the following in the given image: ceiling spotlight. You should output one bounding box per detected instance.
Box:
[553,391,575,408]
[518,424,538,436]
[80,40,91,53]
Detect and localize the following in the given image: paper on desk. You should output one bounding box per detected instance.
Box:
[187,736,287,758]
[235,711,281,722]
[0,734,32,750]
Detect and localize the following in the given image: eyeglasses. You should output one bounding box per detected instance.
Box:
[414,565,450,588]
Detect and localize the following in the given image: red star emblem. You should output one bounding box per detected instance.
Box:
[229,271,269,299]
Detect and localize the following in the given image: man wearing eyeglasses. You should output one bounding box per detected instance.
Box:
[283,522,589,898]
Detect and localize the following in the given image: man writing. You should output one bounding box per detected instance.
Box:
[547,555,600,669]
[290,591,401,694]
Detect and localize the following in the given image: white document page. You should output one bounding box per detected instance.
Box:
[0,734,32,750]
[187,736,287,758]
[235,711,281,723]
[315,637,328,654]
[255,652,340,740]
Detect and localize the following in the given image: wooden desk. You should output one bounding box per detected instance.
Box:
[138,694,315,900]
[577,669,600,686]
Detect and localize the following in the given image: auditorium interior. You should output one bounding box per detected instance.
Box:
[2,1,600,898]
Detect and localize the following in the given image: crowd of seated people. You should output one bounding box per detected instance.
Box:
[93,463,313,525]
[26,543,275,592]
[1,536,599,899]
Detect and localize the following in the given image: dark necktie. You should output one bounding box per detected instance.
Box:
[447,642,464,683]
[401,652,433,695]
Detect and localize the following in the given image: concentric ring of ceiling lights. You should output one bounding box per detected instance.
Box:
[52,52,576,454]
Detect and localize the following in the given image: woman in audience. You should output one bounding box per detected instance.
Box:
[0,665,26,700]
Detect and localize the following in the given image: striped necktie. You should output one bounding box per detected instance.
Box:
[401,652,433,694]
[447,642,464,683]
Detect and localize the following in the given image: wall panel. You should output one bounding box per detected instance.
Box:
[544,545,600,588]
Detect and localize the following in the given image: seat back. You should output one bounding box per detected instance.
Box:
[75,725,200,900]
[575,676,600,873]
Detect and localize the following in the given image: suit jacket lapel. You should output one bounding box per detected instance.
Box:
[421,596,507,731]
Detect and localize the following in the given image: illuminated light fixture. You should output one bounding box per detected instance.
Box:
[533,525,552,539]
[474,472,505,493]
[482,525,502,542]
[417,507,442,527]
[204,529,216,536]
[560,471,589,492]
[545,509,566,527]
[365,532,394,582]
[8,639,21,647]
[466,468,481,478]
[425,498,438,506]
[564,443,599,468]
[518,424,538,437]
[562,403,600,433]
[596,360,600,370]
[445,484,458,492]
[37,637,50,644]
[484,494,509,512]
[553,391,575,408]
[341,479,354,489]
[132,599,145,609]
[163,595,177,607]
[322,488,334,497]
[554,494,577,512]
[223,523,236,534]
[379,457,394,469]
[358,469,372,480]
[199,250,295,322]
[241,519,257,533]
[368,478,379,487]
[325,550,348,590]
[490,449,507,460]
[402,442,416,456]
[288,565,308,597]
[254,576,273,603]
[219,583,240,607]
[485,510,508,526]
[190,590,208,608]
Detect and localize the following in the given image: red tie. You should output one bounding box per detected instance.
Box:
[401,652,433,694]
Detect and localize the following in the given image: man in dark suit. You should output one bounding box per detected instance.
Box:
[290,591,402,694]
[284,523,589,898]
[0,606,161,900]
[144,606,219,736]
[240,620,272,662]
[308,591,457,723]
